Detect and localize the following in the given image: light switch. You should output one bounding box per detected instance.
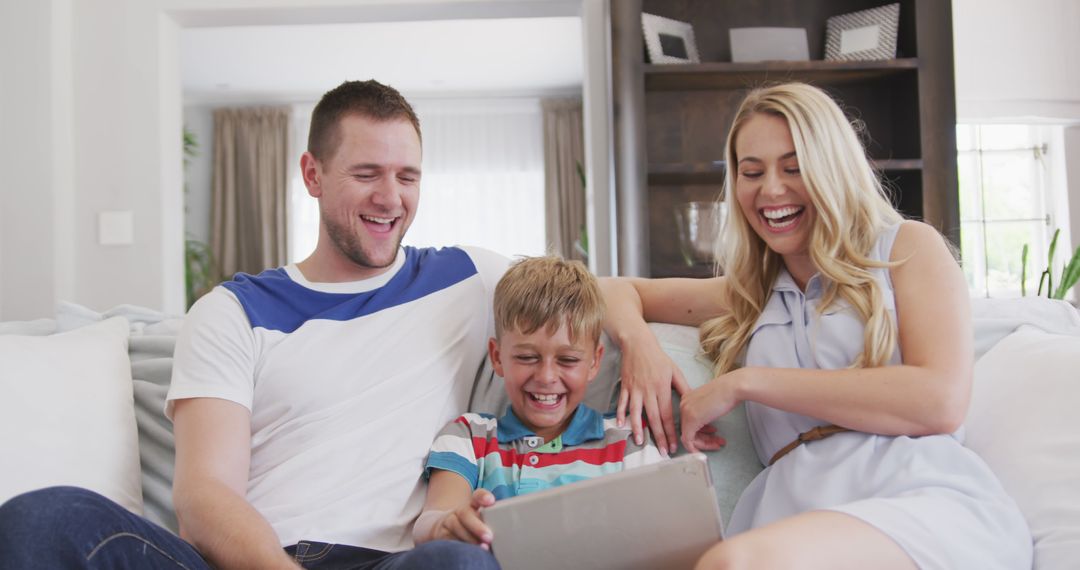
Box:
[99,211,134,245]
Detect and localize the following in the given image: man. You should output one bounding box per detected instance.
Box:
[0,80,506,569]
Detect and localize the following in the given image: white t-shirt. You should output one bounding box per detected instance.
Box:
[166,245,509,551]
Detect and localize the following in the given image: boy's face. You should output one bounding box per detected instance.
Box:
[489,321,604,443]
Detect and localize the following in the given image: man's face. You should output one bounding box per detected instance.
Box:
[306,115,422,275]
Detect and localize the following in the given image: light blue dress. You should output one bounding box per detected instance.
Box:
[728,223,1032,569]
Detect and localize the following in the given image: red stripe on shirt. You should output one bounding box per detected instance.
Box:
[530,441,627,468]
[474,439,627,469]
[472,436,508,462]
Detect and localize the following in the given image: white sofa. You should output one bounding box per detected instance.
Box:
[1,298,1078,569]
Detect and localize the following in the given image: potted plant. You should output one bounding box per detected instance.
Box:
[1021,229,1080,300]
[183,127,219,309]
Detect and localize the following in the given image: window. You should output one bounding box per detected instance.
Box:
[287,99,547,264]
[403,99,546,259]
[957,124,1070,298]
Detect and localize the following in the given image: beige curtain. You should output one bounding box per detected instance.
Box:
[211,107,290,278]
[542,99,586,261]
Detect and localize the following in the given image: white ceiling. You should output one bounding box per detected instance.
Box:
[180,17,584,104]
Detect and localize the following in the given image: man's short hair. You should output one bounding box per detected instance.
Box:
[493,255,605,346]
[307,79,421,162]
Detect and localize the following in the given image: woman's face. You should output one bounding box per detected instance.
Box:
[733,112,816,262]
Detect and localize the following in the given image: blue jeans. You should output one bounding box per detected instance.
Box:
[0,487,499,570]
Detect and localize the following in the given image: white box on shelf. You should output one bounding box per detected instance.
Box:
[729,27,809,63]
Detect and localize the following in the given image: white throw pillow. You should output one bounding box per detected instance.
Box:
[970,297,1080,361]
[966,326,1080,570]
[0,316,143,514]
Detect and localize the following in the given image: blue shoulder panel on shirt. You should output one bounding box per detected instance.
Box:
[221,247,477,333]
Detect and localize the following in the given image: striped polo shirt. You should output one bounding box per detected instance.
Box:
[424,405,663,499]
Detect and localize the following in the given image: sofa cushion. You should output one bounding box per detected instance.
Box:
[649,323,763,526]
[128,335,180,533]
[970,297,1080,360]
[0,317,143,514]
[967,325,1080,570]
[54,301,182,533]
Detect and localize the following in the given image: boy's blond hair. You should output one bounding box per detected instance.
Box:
[493,255,605,346]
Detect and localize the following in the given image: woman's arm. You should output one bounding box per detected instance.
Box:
[413,470,495,548]
[599,276,729,454]
[680,222,972,450]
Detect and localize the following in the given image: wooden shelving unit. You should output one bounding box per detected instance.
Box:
[646,158,924,185]
[644,58,919,91]
[611,0,958,278]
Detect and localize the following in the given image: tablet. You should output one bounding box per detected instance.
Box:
[481,453,724,570]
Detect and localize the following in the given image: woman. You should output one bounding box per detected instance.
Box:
[600,83,1031,569]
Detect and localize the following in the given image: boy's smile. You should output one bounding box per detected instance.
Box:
[489,322,604,443]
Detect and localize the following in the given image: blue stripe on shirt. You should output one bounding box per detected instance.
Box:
[222,246,477,333]
[425,451,481,489]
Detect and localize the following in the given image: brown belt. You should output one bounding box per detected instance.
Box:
[769,424,852,466]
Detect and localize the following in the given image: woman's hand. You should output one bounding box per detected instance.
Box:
[616,339,690,456]
[685,423,727,453]
[431,489,496,549]
[680,370,744,453]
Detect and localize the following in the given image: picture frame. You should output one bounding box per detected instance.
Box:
[824,3,900,61]
[641,13,700,64]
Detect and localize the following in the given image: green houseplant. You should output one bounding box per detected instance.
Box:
[1021,229,1080,300]
[183,127,219,309]
[573,161,589,263]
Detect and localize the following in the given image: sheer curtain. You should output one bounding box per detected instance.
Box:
[287,103,318,263]
[407,98,545,258]
[286,98,546,263]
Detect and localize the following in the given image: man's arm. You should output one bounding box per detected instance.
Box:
[172,397,299,570]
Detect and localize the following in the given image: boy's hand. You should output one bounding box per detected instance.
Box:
[433,489,496,549]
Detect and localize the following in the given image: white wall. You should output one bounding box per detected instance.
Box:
[0,0,610,319]
[0,0,73,321]
[954,0,1080,122]
[0,0,182,319]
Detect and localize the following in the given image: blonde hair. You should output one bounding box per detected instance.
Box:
[494,255,605,346]
[700,83,904,375]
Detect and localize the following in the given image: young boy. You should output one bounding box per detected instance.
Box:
[412,255,665,549]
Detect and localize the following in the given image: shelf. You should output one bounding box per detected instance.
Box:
[647,158,922,185]
[650,261,717,279]
[644,59,919,91]
[872,158,923,171]
[622,1,960,275]
[648,161,725,185]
